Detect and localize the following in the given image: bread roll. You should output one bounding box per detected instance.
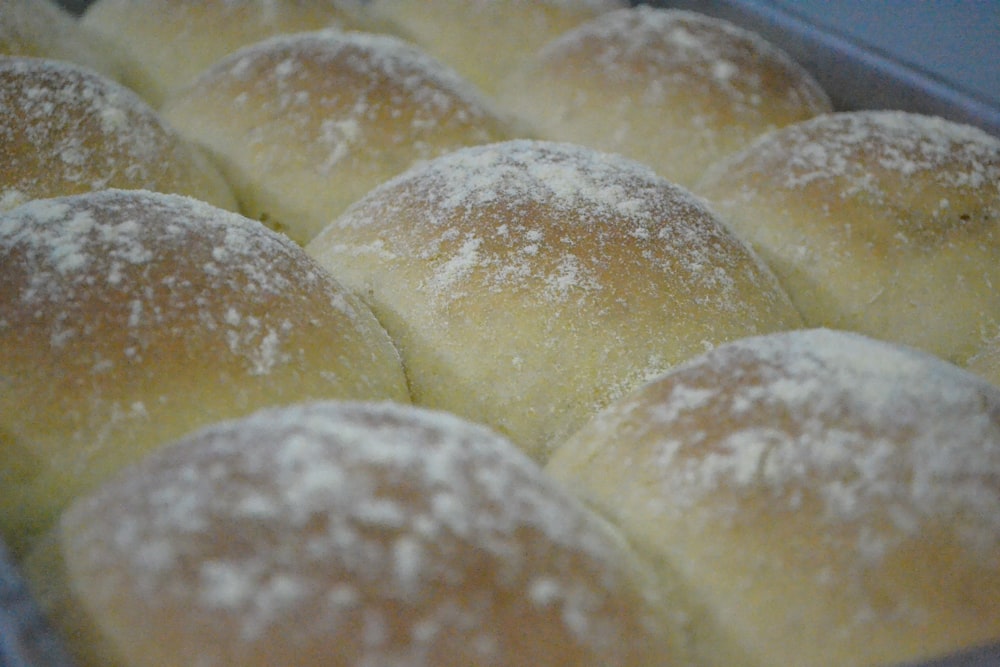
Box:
[0,189,409,558]
[496,6,832,188]
[369,0,627,96]
[26,400,686,667]
[307,139,803,461]
[546,328,1000,667]
[162,30,516,244]
[0,56,236,213]
[694,110,1000,365]
[80,0,401,106]
[0,0,122,82]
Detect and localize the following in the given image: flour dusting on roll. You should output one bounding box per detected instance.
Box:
[307,139,803,460]
[81,0,402,106]
[0,57,236,213]
[27,401,687,667]
[695,110,1000,365]
[162,30,516,244]
[497,6,831,187]
[0,189,409,558]
[547,328,1000,667]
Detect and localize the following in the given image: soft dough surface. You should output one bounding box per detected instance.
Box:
[695,110,1000,365]
[161,30,515,244]
[0,189,409,557]
[0,57,236,212]
[547,328,1000,667]
[497,6,831,187]
[308,139,803,460]
[29,401,686,667]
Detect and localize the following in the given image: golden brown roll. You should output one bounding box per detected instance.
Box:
[0,189,410,558]
[0,0,123,82]
[26,400,687,667]
[0,56,237,213]
[694,110,1000,365]
[369,0,627,96]
[546,328,1000,667]
[496,6,832,188]
[80,0,402,106]
[307,139,803,461]
[162,30,516,244]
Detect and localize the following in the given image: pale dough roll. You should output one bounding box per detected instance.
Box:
[27,400,687,667]
[369,0,628,96]
[0,189,410,558]
[694,110,1000,365]
[307,139,803,461]
[496,6,832,188]
[546,328,1000,667]
[0,57,237,213]
[80,0,402,106]
[0,0,123,82]
[161,30,516,244]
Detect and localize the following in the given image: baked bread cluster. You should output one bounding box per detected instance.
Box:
[2,1,998,666]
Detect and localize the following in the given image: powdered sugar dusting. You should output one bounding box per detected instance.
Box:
[62,401,664,662]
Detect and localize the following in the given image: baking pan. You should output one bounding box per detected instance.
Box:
[0,538,75,667]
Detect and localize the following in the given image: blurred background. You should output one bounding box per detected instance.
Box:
[53,0,1000,136]
[659,0,999,136]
